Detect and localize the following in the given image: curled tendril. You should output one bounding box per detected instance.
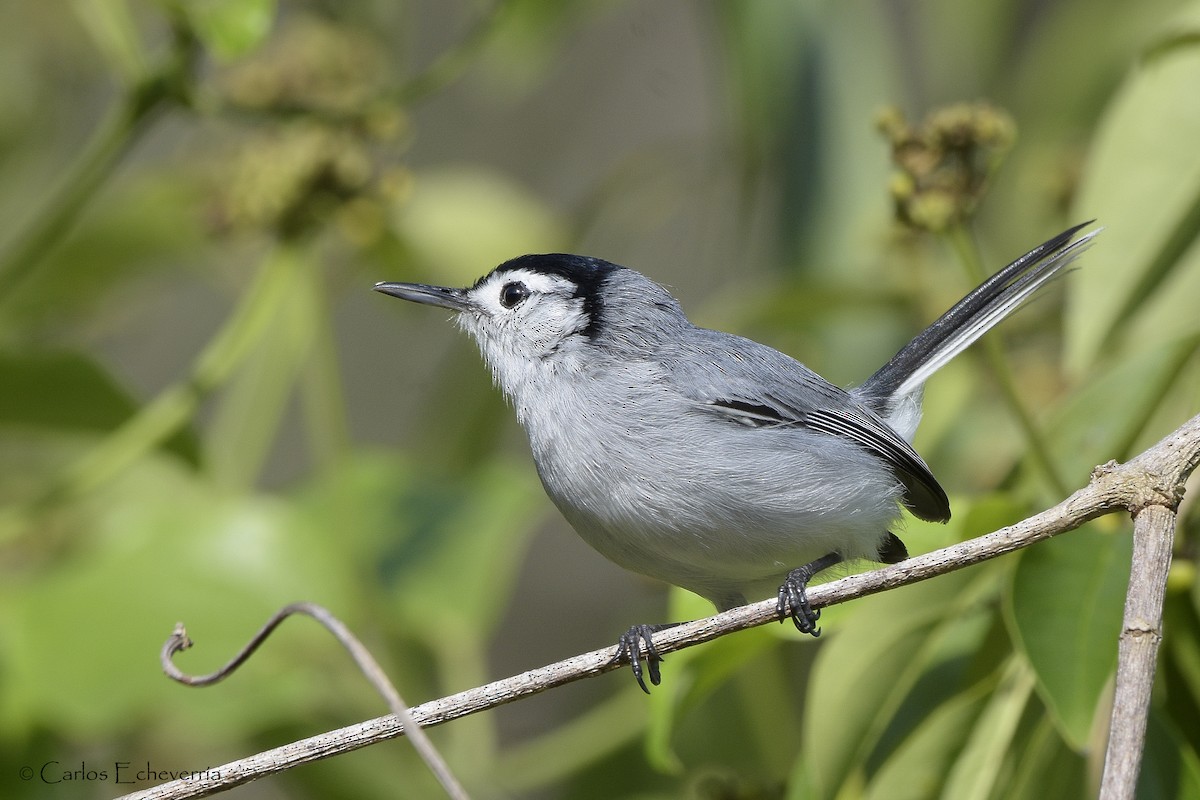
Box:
[162,602,469,800]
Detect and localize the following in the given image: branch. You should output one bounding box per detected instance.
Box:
[118,413,1200,800]
[1100,504,1178,799]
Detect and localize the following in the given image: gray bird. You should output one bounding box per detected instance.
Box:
[375,223,1097,691]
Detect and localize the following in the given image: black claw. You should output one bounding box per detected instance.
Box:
[776,575,820,634]
[777,552,843,638]
[611,623,674,693]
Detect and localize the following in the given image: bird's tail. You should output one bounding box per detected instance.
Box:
[856,223,1099,434]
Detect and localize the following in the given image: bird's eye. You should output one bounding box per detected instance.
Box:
[499,281,529,309]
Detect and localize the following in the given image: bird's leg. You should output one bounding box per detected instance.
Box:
[777,552,844,636]
[611,622,682,693]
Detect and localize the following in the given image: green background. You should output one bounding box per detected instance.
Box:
[1,1,1199,797]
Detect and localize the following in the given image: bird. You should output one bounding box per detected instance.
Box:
[374,222,1097,691]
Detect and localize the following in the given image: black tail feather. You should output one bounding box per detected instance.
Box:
[860,222,1095,403]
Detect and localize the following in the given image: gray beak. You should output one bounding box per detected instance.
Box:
[374,281,472,311]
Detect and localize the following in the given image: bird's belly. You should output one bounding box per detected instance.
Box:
[532,422,903,606]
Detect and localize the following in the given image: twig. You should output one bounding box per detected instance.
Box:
[161,602,469,800]
[118,412,1200,800]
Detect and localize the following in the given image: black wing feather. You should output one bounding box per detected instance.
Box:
[704,396,950,523]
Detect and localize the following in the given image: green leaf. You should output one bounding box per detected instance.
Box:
[644,587,786,775]
[207,246,314,489]
[1165,591,1200,720]
[1005,716,1088,800]
[393,462,543,635]
[940,656,1036,800]
[295,454,544,749]
[800,566,987,798]
[0,455,362,739]
[863,680,988,800]
[1140,709,1200,800]
[0,350,199,465]
[1007,525,1131,749]
[643,589,719,774]
[496,687,648,793]
[300,454,545,640]
[179,0,277,61]
[1067,8,1200,373]
[1023,338,1199,492]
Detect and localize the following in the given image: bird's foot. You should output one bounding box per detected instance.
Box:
[776,552,844,637]
[610,622,679,693]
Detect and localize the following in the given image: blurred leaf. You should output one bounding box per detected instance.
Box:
[1005,716,1089,800]
[1067,8,1200,373]
[1125,236,1200,354]
[940,656,1036,799]
[800,566,985,798]
[332,457,545,639]
[0,349,199,465]
[176,0,277,61]
[1166,591,1200,721]
[474,0,591,89]
[645,589,783,774]
[30,242,298,505]
[1134,340,1200,460]
[304,455,547,766]
[1029,338,1198,487]
[709,2,813,169]
[863,679,987,800]
[1,172,210,331]
[1140,709,1200,800]
[644,589,713,774]
[393,167,566,286]
[207,246,314,488]
[388,460,544,633]
[793,4,899,267]
[1007,525,1131,749]
[0,454,362,740]
[496,687,647,793]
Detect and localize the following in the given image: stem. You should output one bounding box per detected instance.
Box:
[206,245,311,490]
[0,93,157,302]
[944,224,1070,497]
[0,26,194,305]
[38,246,295,506]
[394,0,516,106]
[299,272,350,472]
[1105,170,1200,343]
[1112,334,1200,462]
